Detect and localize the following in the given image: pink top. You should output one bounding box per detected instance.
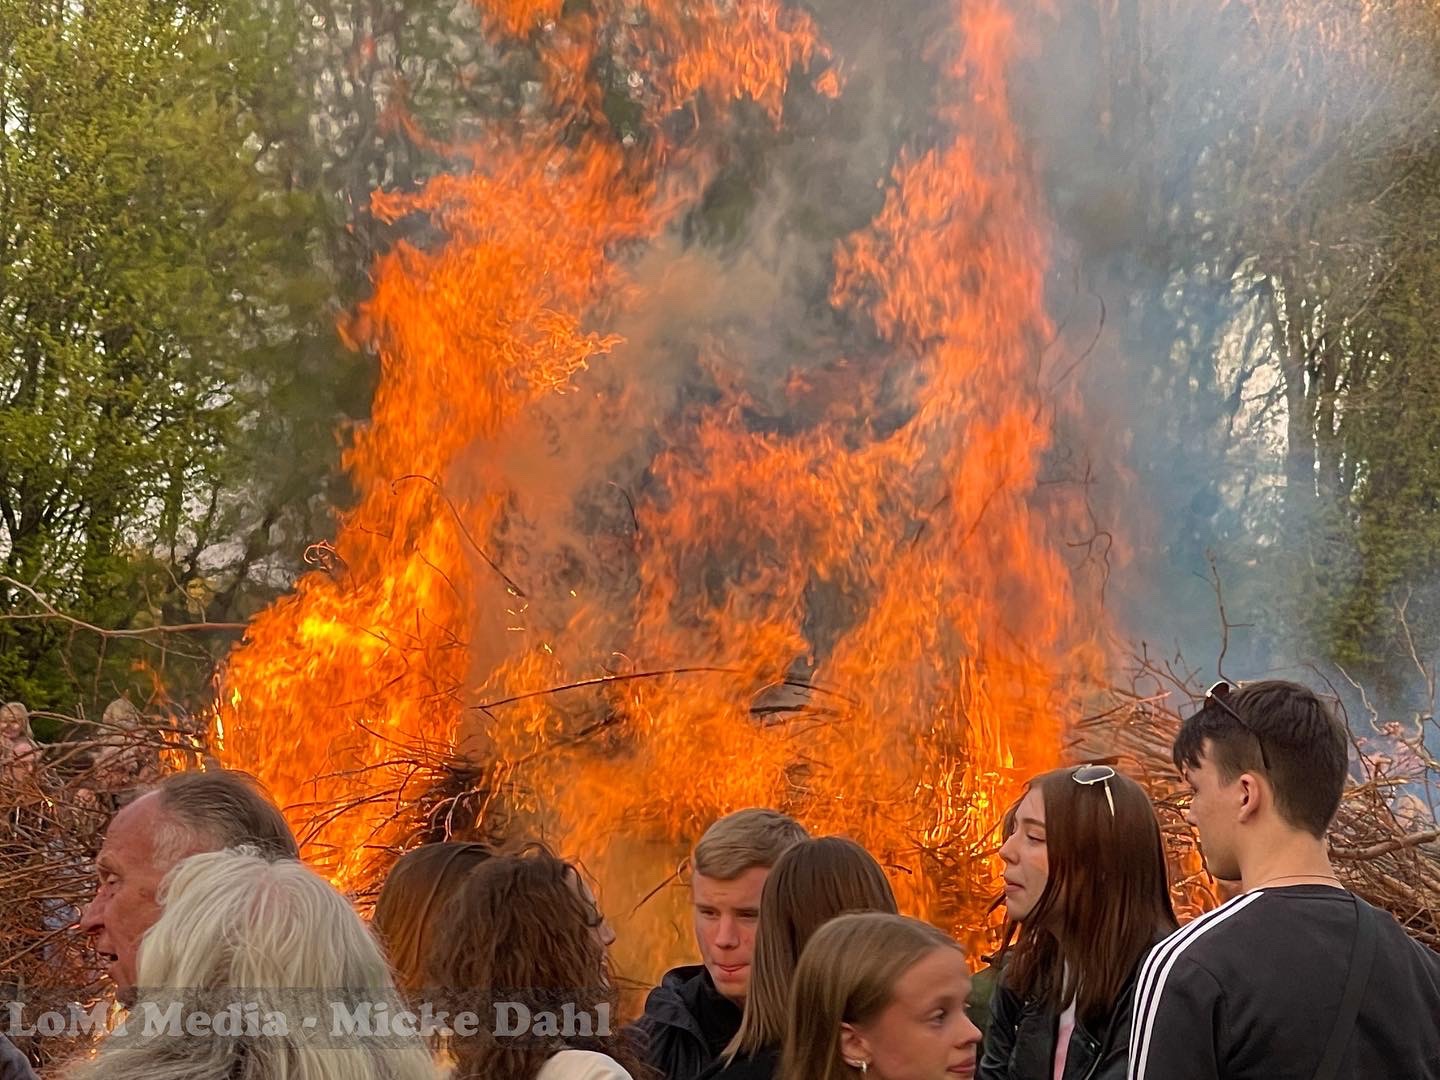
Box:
[1052,999,1077,1080]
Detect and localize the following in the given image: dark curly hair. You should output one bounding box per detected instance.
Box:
[431,844,646,1080]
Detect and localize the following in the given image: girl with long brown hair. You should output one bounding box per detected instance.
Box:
[372,841,494,996]
[980,765,1178,1080]
[707,837,899,1080]
[432,844,639,1080]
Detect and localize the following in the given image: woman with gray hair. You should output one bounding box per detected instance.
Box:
[64,848,439,1080]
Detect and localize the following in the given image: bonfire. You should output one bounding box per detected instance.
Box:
[4,0,1438,1069]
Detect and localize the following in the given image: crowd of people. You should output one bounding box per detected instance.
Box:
[1,678,1438,1080]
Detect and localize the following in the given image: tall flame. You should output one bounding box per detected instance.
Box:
[219,0,1104,970]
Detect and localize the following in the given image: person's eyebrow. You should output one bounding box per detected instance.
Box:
[1017,816,1046,829]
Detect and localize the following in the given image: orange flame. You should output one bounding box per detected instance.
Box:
[218,0,1104,973]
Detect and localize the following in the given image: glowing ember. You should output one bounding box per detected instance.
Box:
[217,0,1104,973]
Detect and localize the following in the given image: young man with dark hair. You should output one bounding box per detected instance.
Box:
[1129,679,1440,1079]
[632,808,809,1080]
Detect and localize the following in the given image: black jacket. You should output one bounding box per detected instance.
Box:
[697,1046,778,1080]
[978,955,1147,1080]
[629,965,743,1080]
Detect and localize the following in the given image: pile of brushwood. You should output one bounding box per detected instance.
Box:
[2,668,1435,1070]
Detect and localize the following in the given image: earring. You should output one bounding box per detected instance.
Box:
[845,1062,868,1075]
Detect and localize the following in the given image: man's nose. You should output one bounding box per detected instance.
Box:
[714,914,740,948]
[78,896,104,934]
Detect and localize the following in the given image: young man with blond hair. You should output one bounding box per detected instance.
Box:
[633,808,808,1080]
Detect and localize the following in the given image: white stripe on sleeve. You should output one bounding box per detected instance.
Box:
[1128,890,1267,1080]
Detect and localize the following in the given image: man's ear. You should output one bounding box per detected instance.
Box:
[839,1024,870,1068]
[1235,772,1265,823]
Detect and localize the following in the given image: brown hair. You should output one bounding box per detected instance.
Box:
[693,808,808,880]
[373,841,493,995]
[1000,767,1177,1028]
[781,913,961,1080]
[728,837,898,1060]
[434,845,644,1080]
[153,769,299,863]
[1172,679,1348,838]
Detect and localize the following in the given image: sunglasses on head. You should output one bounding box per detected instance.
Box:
[1072,762,1117,818]
[1204,680,1271,771]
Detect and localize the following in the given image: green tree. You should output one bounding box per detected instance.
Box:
[1036,0,1440,697]
[0,0,358,715]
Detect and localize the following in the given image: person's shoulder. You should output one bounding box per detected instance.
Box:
[538,1049,635,1080]
[1138,891,1274,985]
[662,964,710,992]
[704,1047,779,1080]
[1424,939,1440,979]
[634,965,709,1028]
[1362,896,1440,982]
[1158,890,1273,950]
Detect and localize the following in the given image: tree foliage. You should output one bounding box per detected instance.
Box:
[1034,0,1440,701]
[0,0,361,712]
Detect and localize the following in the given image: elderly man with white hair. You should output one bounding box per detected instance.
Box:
[0,768,299,1079]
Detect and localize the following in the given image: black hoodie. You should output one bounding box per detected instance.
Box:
[629,965,743,1080]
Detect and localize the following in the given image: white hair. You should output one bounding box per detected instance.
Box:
[65,849,439,1080]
